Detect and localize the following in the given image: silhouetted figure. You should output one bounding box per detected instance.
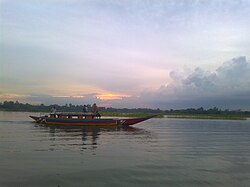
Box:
[92,103,101,118]
[51,106,57,114]
[83,105,88,113]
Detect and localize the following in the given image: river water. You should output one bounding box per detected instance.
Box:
[0,111,250,187]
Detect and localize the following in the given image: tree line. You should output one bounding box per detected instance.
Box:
[1,100,250,115]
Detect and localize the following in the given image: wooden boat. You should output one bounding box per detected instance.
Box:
[30,112,156,126]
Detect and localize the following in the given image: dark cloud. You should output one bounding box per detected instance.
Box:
[137,56,250,109]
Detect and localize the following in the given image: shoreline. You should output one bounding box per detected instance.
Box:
[164,114,247,120]
[1,110,249,120]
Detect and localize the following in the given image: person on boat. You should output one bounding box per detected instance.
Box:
[87,104,91,111]
[83,105,88,113]
[92,103,98,113]
[92,103,101,118]
[51,106,57,114]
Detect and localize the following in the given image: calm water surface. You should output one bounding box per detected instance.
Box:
[0,111,250,187]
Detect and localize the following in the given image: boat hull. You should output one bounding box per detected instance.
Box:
[29,115,156,126]
[45,118,118,126]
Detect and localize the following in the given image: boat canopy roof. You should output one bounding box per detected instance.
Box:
[50,112,98,116]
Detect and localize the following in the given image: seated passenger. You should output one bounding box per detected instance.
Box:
[51,106,57,114]
[83,105,88,113]
[92,103,101,118]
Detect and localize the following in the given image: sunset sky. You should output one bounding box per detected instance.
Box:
[1,0,250,109]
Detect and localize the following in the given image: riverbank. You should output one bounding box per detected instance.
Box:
[164,114,249,120]
[1,101,250,120]
[1,109,249,120]
[101,112,250,120]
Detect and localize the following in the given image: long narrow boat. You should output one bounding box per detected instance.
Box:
[30,112,156,126]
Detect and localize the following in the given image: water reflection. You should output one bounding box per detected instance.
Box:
[34,124,152,151]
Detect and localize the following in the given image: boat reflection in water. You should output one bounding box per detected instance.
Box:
[34,124,152,151]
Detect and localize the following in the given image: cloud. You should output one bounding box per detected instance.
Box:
[0,92,130,108]
[182,56,250,95]
[138,56,250,109]
[25,93,99,105]
[1,56,250,110]
[1,0,250,110]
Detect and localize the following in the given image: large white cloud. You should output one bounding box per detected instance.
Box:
[137,56,250,109]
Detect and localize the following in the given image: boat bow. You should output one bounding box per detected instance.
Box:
[118,115,157,126]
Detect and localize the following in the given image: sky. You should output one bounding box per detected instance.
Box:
[1,0,250,109]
